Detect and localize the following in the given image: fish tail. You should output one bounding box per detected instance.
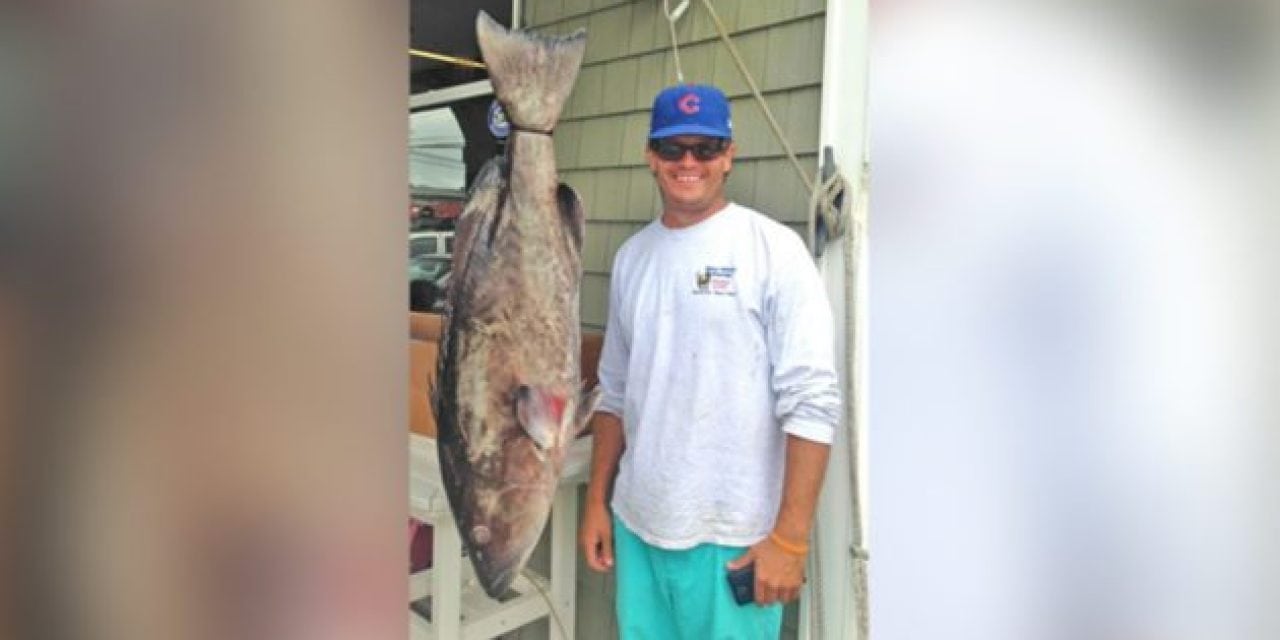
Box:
[475,11,586,132]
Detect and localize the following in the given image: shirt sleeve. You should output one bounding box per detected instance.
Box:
[595,259,629,418]
[767,234,842,444]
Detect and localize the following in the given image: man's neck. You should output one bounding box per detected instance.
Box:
[660,200,730,229]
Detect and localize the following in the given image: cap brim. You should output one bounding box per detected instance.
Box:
[648,124,732,140]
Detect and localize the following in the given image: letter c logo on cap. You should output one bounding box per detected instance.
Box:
[677,92,701,115]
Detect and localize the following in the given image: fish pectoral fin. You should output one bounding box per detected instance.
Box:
[515,385,565,451]
[574,385,602,438]
[556,183,586,251]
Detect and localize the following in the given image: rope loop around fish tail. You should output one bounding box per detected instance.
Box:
[509,124,555,136]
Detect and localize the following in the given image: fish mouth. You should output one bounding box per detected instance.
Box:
[449,472,556,598]
[471,548,521,598]
[463,504,549,598]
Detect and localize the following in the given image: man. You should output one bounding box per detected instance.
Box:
[579,83,841,639]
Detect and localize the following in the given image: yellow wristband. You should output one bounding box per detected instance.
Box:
[769,531,809,556]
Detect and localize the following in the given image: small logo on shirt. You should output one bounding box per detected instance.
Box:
[693,266,737,296]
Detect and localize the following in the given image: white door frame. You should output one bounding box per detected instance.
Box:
[801,0,870,638]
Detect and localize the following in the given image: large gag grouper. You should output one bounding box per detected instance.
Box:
[433,12,597,599]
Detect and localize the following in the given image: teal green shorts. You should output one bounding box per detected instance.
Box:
[613,514,783,640]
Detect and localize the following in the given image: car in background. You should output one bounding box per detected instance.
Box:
[410,230,454,313]
[411,230,454,260]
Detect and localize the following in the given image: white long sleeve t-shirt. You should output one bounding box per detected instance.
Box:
[596,203,841,549]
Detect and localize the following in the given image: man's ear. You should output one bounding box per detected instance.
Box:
[722,141,736,176]
[644,146,660,173]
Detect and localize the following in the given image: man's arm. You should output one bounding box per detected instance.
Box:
[727,435,831,605]
[579,411,624,572]
[773,435,832,548]
[727,231,842,605]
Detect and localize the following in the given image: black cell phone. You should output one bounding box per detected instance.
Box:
[726,563,755,605]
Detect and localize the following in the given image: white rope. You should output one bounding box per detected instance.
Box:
[701,0,815,195]
[804,160,847,640]
[807,165,850,256]
[846,159,871,640]
[665,0,691,22]
[520,567,570,639]
[801,157,870,640]
[663,0,691,83]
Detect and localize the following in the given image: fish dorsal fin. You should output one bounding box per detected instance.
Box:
[556,183,585,251]
[574,385,602,438]
[515,385,567,451]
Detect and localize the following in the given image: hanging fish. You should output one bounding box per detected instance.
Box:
[433,11,596,599]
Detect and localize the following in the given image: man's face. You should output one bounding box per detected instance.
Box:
[646,135,735,224]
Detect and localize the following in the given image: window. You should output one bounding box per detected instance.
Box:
[409,107,465,193]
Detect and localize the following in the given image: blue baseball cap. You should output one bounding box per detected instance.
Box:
[648,84,732,140]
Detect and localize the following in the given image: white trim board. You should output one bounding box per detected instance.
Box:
[409,80,494,111]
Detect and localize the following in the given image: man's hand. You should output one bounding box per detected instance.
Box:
[579,500,614,572]
[726,536,806,606]
[728,434,829,605]
[581,411,623,572]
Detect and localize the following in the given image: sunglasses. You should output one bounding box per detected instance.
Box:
[648,138,730,162]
